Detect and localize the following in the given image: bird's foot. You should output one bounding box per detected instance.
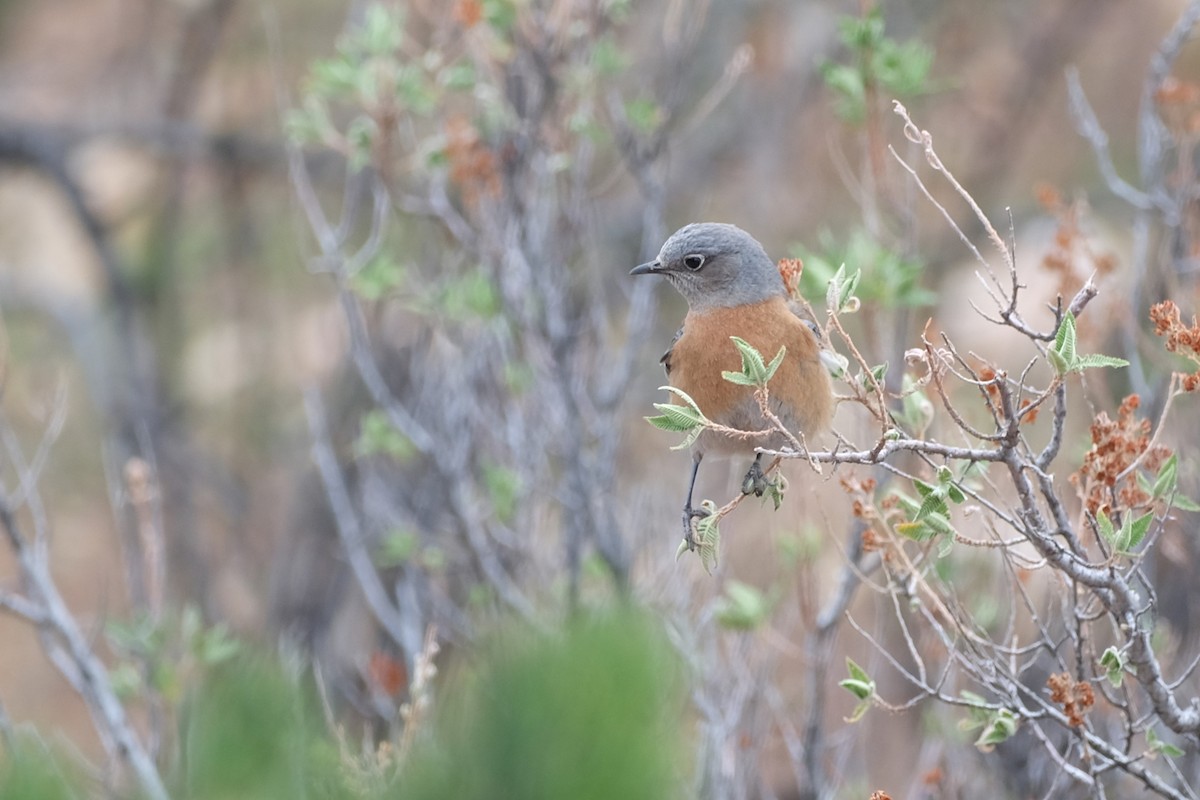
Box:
[741,459,769,497]
[681,505,710,552]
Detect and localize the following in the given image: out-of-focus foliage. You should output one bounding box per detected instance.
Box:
[822,8,933,123]
[399,609,682,800]
[792,229,934,310]
[0,735,81,800]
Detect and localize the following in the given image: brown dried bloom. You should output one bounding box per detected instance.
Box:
[1036,190,1117,298]
[1150,301,1200,392]
[444,116,500,206]
[777,258,804,300]
[1071,394,1170,515]
[1047,672,1095,728]
[453,0,483,27]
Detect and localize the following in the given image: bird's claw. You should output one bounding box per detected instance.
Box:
[681,505,710,552]
[742,460,769,497]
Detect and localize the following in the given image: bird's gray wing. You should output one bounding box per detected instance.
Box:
[787,299,824,340]
[660,326,683,377]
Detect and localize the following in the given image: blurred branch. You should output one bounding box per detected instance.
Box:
[1065,68,1154,211]
[0,401,169,800]
[303,388,415,650]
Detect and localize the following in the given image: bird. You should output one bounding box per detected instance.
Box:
[631,222,835,550]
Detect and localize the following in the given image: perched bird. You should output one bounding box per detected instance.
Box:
[631,223,835,548]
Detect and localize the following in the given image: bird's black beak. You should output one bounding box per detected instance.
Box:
[629,260,661,276]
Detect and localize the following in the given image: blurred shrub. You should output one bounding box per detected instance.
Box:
[822,7,933,123]
[792,228,934,310]
[397,608,683,800]
[0,734,82,800]
[2,608,682,799]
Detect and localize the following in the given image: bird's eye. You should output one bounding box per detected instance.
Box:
[683,254,705,271]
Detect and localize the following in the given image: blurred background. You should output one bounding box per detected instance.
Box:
[1,0,1199,797]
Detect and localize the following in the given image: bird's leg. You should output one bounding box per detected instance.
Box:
[742,452,769,497]
[682,453,709,551]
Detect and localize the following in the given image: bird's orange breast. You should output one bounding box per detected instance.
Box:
[667,297,833,444]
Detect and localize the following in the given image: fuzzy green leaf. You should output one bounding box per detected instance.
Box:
[1125,512,1154,552]
[763,345,788,383]
[1072,353,1130,371]
[713,581,771,630]
[1152,454,1179,500]
[1146,726,1186,759]
[1172,494,1200,512]
[721,370,759,386]
[1096,510,1117,549]
[730,336,768,384]
[1100,646,1126,687]
[645,403,703,433]
[975,708,1018,751]
[1054,312,1077,364]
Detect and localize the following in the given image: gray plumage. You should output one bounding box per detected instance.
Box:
[631,223,785,312]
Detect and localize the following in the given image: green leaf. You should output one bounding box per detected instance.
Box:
[355,410,416,461]
[482,464,521,523]
[1146,726,1186,759]
[198,625,240,666]
[645,403,703,433]
[914,491,946,523]
[839,679,873,701]
[974,708,1018,751]
[765,476,786,511]
[352,254,406,300]
[764,345,788,383]
[1099,646,1126,687]
[720,370,759,386]
[440,269,499,319]
[1054,312,1077,364]
[1096,510,1117,549]
[109,662,143,700]
[957,691,991,732]
[624,97,661,135]
[440,61,477,91]
[839,267,862,312]
[376,529,420,567]
[591,35,628,75]
[1172,494,1200,512]
[1152,454,1178,500]
[839,658,875,715]
[1125,512,1154,551]
[895,520,936,542]
[483,0,518,33]
[694,500,720,574]
[361,4,403,57]
[1051,312,1129,375]
[922,510,956,537]
[730,336,768,384]
[845,657,871,685]
[713,581,772,630]
[1072,353,1130,370]
[1047,348,1070,377]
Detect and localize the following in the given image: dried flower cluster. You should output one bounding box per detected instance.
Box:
[1071,394,1169,515]
[445,116,501,207]
[1150,300,1200,391]
[1154,75,1200,135]
[1035,184,1116,299]
[1047,671,1096,728]
[777,257,804,300]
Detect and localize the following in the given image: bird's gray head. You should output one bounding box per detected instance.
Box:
[629,222,784,311]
